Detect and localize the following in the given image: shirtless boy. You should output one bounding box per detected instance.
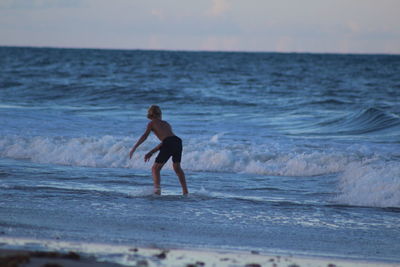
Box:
[129,105,188,195]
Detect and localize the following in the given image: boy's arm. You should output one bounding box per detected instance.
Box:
[144,143,162,162]
[129,122,152,159]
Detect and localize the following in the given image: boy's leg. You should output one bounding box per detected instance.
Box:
[152,162,165,195]
[173,162,188,195]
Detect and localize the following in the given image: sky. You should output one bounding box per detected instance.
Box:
[0,0,399,54]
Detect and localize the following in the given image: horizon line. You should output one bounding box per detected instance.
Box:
[1,44,399,57]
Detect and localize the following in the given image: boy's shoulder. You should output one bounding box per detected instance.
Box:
[147,119,165,128]
[150,119,168,124]
[146,120,154,129]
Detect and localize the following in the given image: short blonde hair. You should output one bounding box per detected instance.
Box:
[147,105,162,119]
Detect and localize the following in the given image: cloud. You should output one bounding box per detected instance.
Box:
[150,8,165,20]
[0,0,81,9]
[207,0,230,16]
[200,36,239,51]
[347,21,361,34]
[275,36,294,53]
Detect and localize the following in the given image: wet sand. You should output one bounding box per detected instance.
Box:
[1,246,400,267]
[0,249,122,267]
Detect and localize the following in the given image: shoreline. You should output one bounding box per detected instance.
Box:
[1,237,399,267]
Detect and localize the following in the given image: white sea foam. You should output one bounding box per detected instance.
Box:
[335,161,400,208]
[0,134,382,176]
[1,135,134,168]
[2,134,399,209]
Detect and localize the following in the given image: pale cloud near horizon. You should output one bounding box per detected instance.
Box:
[0,0,399,54]
[207,0,230,17]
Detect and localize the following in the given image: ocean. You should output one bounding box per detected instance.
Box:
[0,46,400,262]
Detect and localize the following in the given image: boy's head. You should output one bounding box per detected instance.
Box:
[147,105,162,119]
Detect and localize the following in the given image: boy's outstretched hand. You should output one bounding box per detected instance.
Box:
[129,148,136,159]
[144,151,153,162]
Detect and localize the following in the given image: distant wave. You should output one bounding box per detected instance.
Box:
[307,98,351,106]
[323,108,400,134]
[289,108,400,138]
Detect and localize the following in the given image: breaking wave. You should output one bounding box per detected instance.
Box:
[0,134,394,176]
[2,133,399,208]
[335,161,400,208]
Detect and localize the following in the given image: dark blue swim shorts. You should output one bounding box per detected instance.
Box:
[155,136,182,164]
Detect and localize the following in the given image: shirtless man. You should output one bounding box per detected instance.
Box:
[129,105,188,195]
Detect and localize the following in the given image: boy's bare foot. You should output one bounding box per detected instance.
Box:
[154,188,161,195]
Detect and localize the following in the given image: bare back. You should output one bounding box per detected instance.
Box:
[150,119,175,141]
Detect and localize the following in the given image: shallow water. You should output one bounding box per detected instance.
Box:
[1,47,400,261]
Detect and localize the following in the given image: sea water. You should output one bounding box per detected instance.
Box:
[0,47,400,261]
